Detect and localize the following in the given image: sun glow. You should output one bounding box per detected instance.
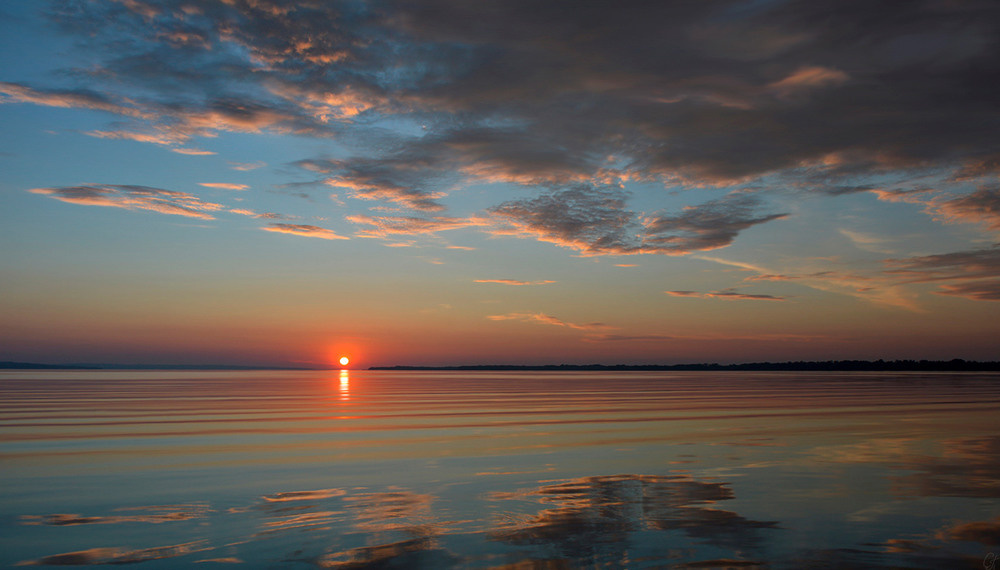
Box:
[339,356,350,367]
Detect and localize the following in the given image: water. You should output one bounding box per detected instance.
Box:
[2,370,999,568]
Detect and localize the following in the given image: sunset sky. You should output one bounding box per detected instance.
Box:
[2,0,999,367]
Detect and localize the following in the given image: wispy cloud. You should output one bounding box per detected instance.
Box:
[347,214,486,239]
[261,223,348,240]
[29,184,223,219]
[933,188,1000,231]
[474,279,556,286]
[666,289,786,301]
[0,81,151,119]
[170,148,216,156]
[884,246,1000,301]
[199,183,249,191]
[229,161,266,171]
[487,312,615,331]
[583,334,674,342]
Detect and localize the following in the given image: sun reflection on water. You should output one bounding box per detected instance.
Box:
[339,369,349,401]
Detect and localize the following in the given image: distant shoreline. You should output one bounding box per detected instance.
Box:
[370,359,1000,372]
[4,359,999,372]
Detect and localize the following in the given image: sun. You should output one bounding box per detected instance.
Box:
[339,356,350,367]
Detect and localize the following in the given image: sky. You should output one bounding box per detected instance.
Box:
[1,0,999,368]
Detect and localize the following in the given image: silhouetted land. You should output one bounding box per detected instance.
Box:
[4,359,1000,372]
[371,359,1000,372]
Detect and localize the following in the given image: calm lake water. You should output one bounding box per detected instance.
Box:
[2,370,1000,569]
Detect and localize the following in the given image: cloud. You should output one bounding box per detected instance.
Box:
[885,246,1000,283]
[932,188,1000,231]
[343,188,785,255]
[261,223,348,240]
[29,184,223,219]
[643,193,789,254]
[19,0,1000,191]
[768,66,850,98]
[0,82,150,118]
[229,161,266,171]
[229,209,290,220]
[347,214,485,239]
[583,334,674,342]
[487,185,640,255]
[487,312,615,331]
[11,0,1000,265]
[884,245,1000,301]
[199,183,249,191]
[665,289,786,301]
[489,187,786,256]
[171,147,216,155]
[474,279,556,286]
[934,281,1000,301]
[839,229,897,254]
[296,157,450,212]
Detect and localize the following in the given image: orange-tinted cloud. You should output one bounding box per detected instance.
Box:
[199,183,249,191]
[487,312,615,331]
[769,66,850,97]
[29,184,223,219]
[474,279,556,286]
[933,188,1000,231]
[347,214,486,239]
[261,223,348,240]
[0,82,150,118]
[170,147,216,155]
[229,161,266,171]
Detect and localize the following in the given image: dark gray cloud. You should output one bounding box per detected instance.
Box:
[295,156,451,212]
[7,0,999,254]
[666,289,787,301]
[885,246,1000,283]
[884,245,1000,301]
[488,185,639,255]
[644,193,788,253]
[489,188,786,256]
[23,0,1000,179]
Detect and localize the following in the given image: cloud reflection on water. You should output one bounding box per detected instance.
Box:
[14,541,210,566]
[489,474,776,563]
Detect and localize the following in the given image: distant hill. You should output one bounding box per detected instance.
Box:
[370,359,1000,372]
